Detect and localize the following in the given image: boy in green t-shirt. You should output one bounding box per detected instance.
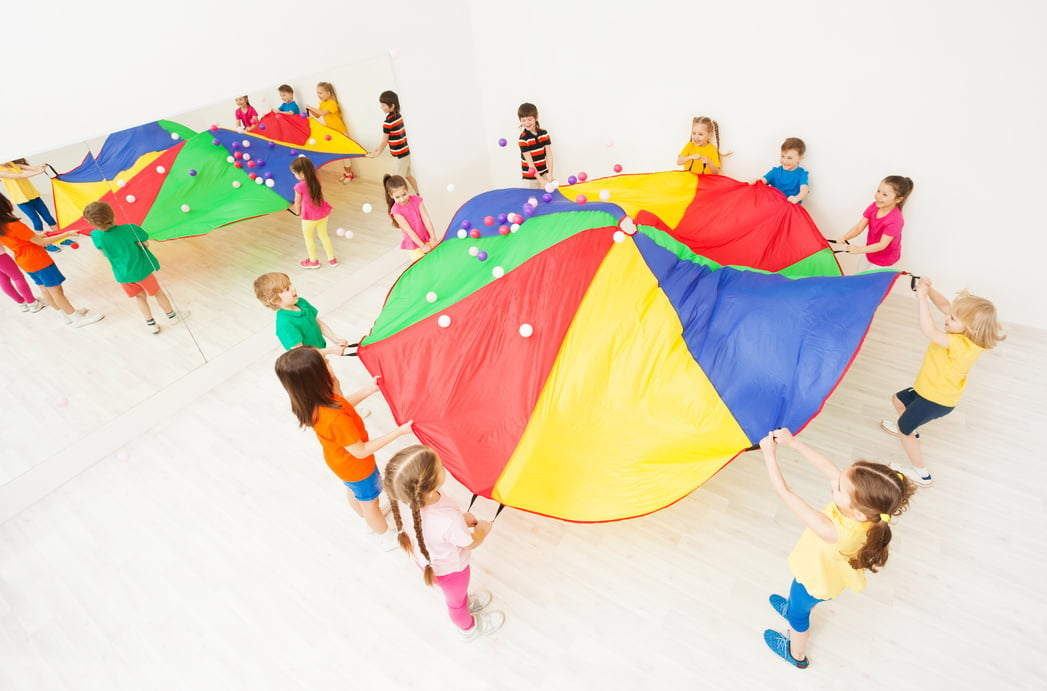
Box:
[253,271,356,356]
[84,201,188,334]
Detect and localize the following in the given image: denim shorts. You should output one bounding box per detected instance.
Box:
[895,387,953,436]
[27,262,65,287]
[343,466,382,502]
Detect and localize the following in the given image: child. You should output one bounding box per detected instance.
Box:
[759,428,915,669]
[754,137,809,204]
[276,84,301,115]
[84,201,187,334]
[385,444,505,641]
[234,96,259,131]
[677,116,723,175]
[517,103,553,189]
[253,271,354,355]
[1,160,66,251]
[0,242,43,312]
[274,347,414,549]
[0,195,102,327]
[383,174,439,261]
[306,82,354,183]
[834,176,914,269]
[366,90,418,194]
[289,156,337,269]
[880,277,1005,486]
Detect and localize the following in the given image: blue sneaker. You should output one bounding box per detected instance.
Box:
[769,594,788,621]
[45,244,61,253]
[764,629,809,669]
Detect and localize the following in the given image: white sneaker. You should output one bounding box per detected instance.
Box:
[27,299,45,313]
[68,310,104,328]
[374,530,400,552]
[890,462,933,487]
[459,610,505,642]
[166,310,190,325]
[880,419,901,437]
[467,590,492,614]
[355,406,372,419]
[146,320,160,334]
[19,302,29,312]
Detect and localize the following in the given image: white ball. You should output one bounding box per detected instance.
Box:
[255,177,264,185]
[181,204,191,213]
[510,223,520,232]
[446,183,456,193]
[362,203,373,213]
[126,195,136,203]
[468,246,479,257]
[156,165,166,174]
[170,132,180,140]
[308,138,316,145]
[265,179,275,187]
[116,179,125,187]
[336,227,346,237]
[456,229,468,239]
[528,197,539,208]
[226,156,234,163]
[242,153,251,161]
[389,48,401,59]
[242,140,251,148]
[599,189,611,201]
[544,182,556,193]
[492,266,505,278]
[426,291,438,303]
[344,230,354,239]
[519,323,534,337]
[437,314,451,328]
[232,181,241,188]
[613,230,626,243]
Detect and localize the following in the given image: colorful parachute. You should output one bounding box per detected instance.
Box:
[359,172,900,522]
[51,114,364,240]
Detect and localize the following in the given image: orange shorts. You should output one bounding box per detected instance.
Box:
[120,273,160,298]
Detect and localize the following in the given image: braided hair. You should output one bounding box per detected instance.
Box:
[385,445,443,586]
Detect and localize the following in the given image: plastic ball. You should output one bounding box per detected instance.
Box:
[231,141,240,150]
[578,172,588,182]
[242,140,250,148]
[268,141,275,148]
[567,175,578,185]
[527,198,538,209]
[360,203,373,214]
[527,166,537,175]
[510,223,520,232]
[265,179,275,188]
[461,220,472,230]
[263,172,272,179]
[542,193,553,203]
[226,156,234,163]
[256,159,265,166]
[170,132,180,140]
[599,189,611,201]
[469,228,481,239]
[469,246,480,256]
[243,153,251,161]
[259,124,266,131]
[255,177,264,185]
[116,179,125,187]
[498,138,507,147]
[188,169,198,176]
[232,181,241,188]
[483,216,494,226]
[476,251,488,261]
[336,227,346,237]
[344,230,354,239]
[613,230,626,243]
[247,161,255,168]
[457,229,468,239]
[498,225,510,236]
[389,48,401,59]
[522,205,535,218]
[492,266,505,278]
[544,182,557,193]
[209,124,219,132]
[613,164,623,173]
[234,151,243,159]
[248,172,257,180]
[68,242,79,249]
[426,291,438,303]
[289,150,297,156]
[576,194,587,204]
[519,324,534,337]
[125,195,136,203]
[447,183,456,193]
[325,134,332,141]
[308,138,316,145]
[156,165,166,174]
[211,138,220,146]
[234,161,243,168]
[437,314,451,328]
[181,204,191,212]
[497,213,508,224]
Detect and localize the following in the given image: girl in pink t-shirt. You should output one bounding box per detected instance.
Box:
[385,445,505,642]
[834,175,914,269]
[383,174,439,261]
[290,156,336,269]
[234,96,259,131]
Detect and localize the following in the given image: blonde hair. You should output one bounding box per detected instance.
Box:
[316,81,338,102]
[952,291,1006,349]
[691,116,721,153]
[253,272,291,310]
[384,445,444,586]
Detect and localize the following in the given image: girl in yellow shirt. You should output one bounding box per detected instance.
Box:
[758,428,916,669]
[306,81,355,184]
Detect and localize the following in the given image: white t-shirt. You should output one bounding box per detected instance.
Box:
[399,490,474,576]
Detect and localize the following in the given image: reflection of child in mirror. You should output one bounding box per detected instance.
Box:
[306,81,354,183]
[234,95,259,131]
[1,159,68,252]
[83,201,187,335]
[253,271,354,356]
[366,90,418,194]
[276,84,300,116]
[290,156,336,269]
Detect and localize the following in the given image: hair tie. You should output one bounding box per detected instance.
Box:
[879,513,891,523]
[896,472,905,482]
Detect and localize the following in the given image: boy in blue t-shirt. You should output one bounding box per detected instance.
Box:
[755,137,809,204]
[276,84,301,115]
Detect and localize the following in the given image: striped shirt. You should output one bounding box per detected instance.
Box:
[519,127,551,179]
[383,112,410,158]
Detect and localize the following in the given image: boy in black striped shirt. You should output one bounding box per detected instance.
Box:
[367,90,419,194]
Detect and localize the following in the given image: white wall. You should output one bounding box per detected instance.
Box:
[10,0,1045,326]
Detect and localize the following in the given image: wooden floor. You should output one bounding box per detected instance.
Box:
[2,170,1045,690]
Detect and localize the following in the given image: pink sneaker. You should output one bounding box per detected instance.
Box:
[299,259,321,269]
[340,172,355,184]
[328,258,339,267]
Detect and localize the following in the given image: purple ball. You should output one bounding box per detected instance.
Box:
[522,205,535,217]
[542,193,553,203]
[231,141,240,150]
[211,138,220,146]
[268,141,275,149]
[461,220,472,230]
[188,169,197,176]
[259,124,267,130]
[289,150,298,156]
[256,159,265,166]
[567,175,577,185]
[497,138,507,147]
[497,213,508,224]
[264,172,273,179]
[477,250,488,261]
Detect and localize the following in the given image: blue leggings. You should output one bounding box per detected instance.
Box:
[17,197,57,231]
[786,579,827,633]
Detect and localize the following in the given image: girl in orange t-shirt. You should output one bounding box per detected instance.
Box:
[274,347,414,550]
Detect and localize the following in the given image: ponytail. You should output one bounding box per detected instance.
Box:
[383,174,409,228]
[848,461,916,572]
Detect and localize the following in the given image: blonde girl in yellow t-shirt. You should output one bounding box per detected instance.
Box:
[676,116,725,174]
[880,277,1006,486]
[306,81,355,184]
[758,428,916,669]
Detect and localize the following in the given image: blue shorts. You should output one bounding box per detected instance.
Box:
[27,263,65,288]
[343,466,382,502]
[895,387,953,437]
[786,579,826,633]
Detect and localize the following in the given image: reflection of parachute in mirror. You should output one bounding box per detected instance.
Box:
[360,172,900,522]
[50,113,365,240]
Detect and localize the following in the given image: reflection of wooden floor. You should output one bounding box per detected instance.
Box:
[1,181,1045,687]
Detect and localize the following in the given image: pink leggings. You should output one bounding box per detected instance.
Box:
[0,254,34,304]
[435,565,474,631]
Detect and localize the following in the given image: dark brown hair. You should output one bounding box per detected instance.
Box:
[385,445,444,586]
[379,90,400,114]
[290,156,324,206]
[847,461,916,572]
[383,174,410,227]
[274,347,340,428]
[881,175,914,210]
[517,102,540,129]
[0,194,19,227]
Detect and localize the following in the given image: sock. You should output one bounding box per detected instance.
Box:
[146,318,157,325]
[166,310,176,319]
[912,465,931,478]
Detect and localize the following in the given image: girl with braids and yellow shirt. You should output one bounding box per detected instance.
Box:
[385,445,505,642]
[758,429,916,669]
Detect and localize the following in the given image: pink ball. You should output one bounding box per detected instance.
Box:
[483,216,494,226]
[209,124,219,132]
[469,228,481,239]
[613,164,623,173]
[498,225,510,236]
[325,134,332,141]
[527,166,537,175]
[248,172,257,180]
[578,172,588,182]
[234,151,243,159]
[247,161,255,168]
[233,161,243,168]
[576,194,587,205]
